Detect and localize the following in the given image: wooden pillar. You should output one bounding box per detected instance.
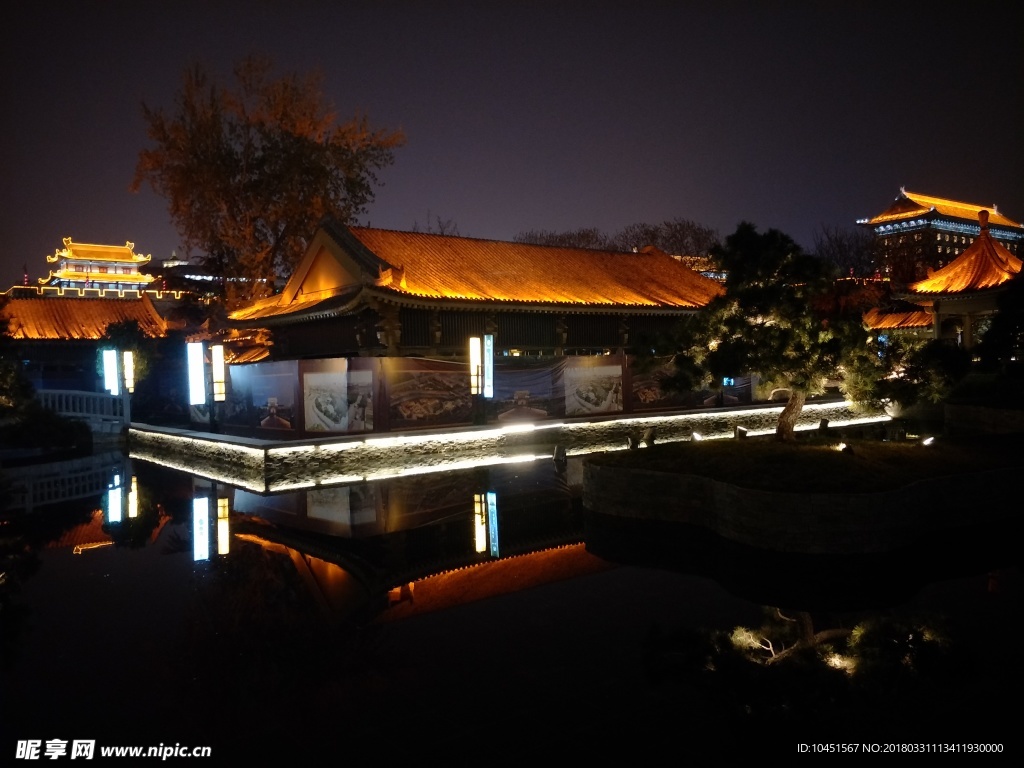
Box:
[375,305,402,356]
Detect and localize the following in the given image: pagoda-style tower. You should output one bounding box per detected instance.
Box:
[41,238,156,292]
[859,189,1022,285]
[896,210,1022,348]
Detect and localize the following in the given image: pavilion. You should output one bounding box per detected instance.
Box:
[865,210,1023,348]
[859,189,1022,284]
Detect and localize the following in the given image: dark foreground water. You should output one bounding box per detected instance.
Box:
[2,451,1021,760]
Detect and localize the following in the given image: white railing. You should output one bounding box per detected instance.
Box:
[3,451,127,513]
[36,389,127,433]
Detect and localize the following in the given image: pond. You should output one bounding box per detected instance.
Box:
[2,448,1020,758]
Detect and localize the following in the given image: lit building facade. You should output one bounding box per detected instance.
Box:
[221,220,735,437]
[865,210,1022,349]
[858,189,1023,285]
[41,238,156,292]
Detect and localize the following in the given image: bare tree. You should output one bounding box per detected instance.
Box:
[133,55,405,302]
[813,224,876,278]
[513,227,611,249]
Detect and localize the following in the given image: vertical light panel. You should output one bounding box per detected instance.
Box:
[217,497,230,555]
[211,344,226,402]
[186,342,206,406]
[106,484,123,523]
[486,491,499,558]
[193,497,210,561]
[128,476,138,518]
[483,334,494,398]
[122,350,135,394]
[473,493,487,553]
[468,336,482,395]
[102,348,119,396]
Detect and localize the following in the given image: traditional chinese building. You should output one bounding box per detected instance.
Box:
[864,210,1022,348]
[40,238,157,292]
[228,220,724,359]
[220,220,729,437]
[859,189,1023,284]
[1,288,167,389]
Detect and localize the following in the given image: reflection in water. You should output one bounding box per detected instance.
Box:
[2,451,1020,754]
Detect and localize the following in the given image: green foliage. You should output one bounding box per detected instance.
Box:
[0,358,34,415]
[670,223,871,437]
[848,616,954,682]
[0,401,92,453]
[133,54,405,301]
[99,319,154,386]
[0,302,34,415]
[842,336,972,411]
[976,271,1024,373]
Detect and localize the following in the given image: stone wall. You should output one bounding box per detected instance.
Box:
[945,404,1024,435]
[583,461,1017,554]
[132,400,884,491]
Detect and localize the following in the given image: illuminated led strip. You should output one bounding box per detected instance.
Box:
[131,402,890,491]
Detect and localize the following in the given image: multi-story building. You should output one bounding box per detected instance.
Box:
[858,189,1022,284]
[40,238,156,292]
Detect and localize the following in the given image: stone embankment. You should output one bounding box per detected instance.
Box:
[129,399,881,492]
[945,404,1024,435]
[582,461,1018,555]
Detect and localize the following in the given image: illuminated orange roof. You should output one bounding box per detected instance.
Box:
[1,295,166,340]
[907,226,1022,295]
[347,228,724,307]
[867,189,1021,229]
[863,307,932,330]
[47,237,153,265]
[230,224,725,323]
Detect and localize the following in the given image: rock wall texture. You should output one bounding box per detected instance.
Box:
[582,461,1017,554]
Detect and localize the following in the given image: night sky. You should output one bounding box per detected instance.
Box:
[2,1,1022,289]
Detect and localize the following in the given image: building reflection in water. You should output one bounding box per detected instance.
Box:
[3,447,1020,753]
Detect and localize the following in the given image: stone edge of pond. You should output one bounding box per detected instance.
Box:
[582,460,1018,555]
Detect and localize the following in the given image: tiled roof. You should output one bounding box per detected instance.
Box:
[48,239,152,264]
[1,295,167,340]
[867,190,1022,229]
[229,224,725,324]
[44,510,112,550]
[907,227,1022,295]
[349,227,724,307]
[863,307,932,330]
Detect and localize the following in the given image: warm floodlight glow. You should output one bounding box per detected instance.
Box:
[193,497,210,561]
[469,336,482,395]
[217,497,230,555]
[692,432,703,441]
[122,350,135,394]
[922,436,935,446]
[128,476,138,518]
[836,442,848,452]
[187,342,206,406]
[473,494,487,553]
[102,348,119,396]
[211,344,226,402]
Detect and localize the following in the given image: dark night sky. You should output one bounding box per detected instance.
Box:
[2,1,1022,289]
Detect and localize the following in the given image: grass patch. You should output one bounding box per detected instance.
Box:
[586,433,1024,494]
